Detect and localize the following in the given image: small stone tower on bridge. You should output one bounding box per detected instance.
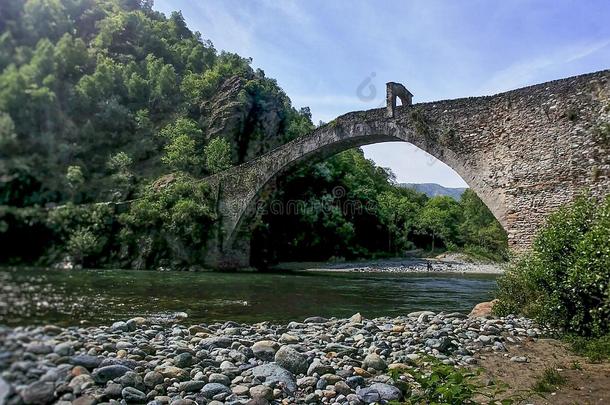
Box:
[386,82,413,117]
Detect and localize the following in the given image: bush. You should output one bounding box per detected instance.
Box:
[388,356,517,404]
[67,227,102,266]
[204,137,232,173]
[118,173,216,269]
[564,335,610,362]
[495,195,610,337]
[531,366,566,393]
[46,203,115,266]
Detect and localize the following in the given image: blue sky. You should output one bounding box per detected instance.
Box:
[154,0,610,187]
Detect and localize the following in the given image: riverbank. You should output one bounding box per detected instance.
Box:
[0,311,551,404]
[275,253,505,275]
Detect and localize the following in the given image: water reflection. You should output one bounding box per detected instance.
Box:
[0,268,497,327]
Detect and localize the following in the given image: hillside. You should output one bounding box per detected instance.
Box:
[400,183,467,200]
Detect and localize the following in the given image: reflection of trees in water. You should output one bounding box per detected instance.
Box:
[0,269,497,327]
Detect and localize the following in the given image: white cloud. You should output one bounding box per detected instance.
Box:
[479,39,610,95]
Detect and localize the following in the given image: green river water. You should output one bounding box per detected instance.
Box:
[0,267,497,327]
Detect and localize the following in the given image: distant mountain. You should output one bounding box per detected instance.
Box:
[399,183,467,200]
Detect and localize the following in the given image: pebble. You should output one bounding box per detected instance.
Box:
[249,384,273,400]
[361,353,387,371]
[20,381,55,404]
[199,383,231,399]
[122,386,147,402]
[91,365,131,384]
[0,312,544,404]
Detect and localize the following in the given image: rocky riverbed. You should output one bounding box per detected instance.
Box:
[278,254,505,275]
[0,312,544,405]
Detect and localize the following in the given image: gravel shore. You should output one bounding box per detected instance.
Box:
[0,311,543,404]
[278,255,505,275]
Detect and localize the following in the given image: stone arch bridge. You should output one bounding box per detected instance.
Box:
[203,70,609,268]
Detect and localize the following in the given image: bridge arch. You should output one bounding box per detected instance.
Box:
[204,70,609,268]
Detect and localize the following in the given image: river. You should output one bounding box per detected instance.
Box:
[0,267,497,327]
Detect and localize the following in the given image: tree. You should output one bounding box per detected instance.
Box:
[159,118,202,172]
[0,112,17,155]
[459,189,508,259]
[107,151,133,199]
[377,190,422,253]
[417,196,462,251]
[204,137,232,173]
[23,0,71,41]
[67,227,101,267]
[162,134,199,172]
[55,34,89,80]
[66,165,84,201]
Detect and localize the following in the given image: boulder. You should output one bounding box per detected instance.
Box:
[274,346,308,375]
[157,366,189,381]
[357,383,401,403]
[361,353,387,371]
[250,363,297,394]
[91,365,131,384]
[469,299,498,317]
[173,352,193,368]
[198,337,233,350]
[53,342,74,357]
[199,383,231,399]
[252,340,278,361]
[70,355,102,370]
[20,381,55,405]
[25,343,53,355]
[144,371,164,387]
[0,377,11,405]
[178,380,206,393]
[249,385,273,400]
[349,313,364,324]
[122,386,146,403]
[307,359,335,376]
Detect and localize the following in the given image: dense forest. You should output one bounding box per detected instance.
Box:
[0,0,507,269]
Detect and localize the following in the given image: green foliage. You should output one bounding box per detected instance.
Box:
[0,0,297,210]
[107,151,133,198]
[389,357,517,405]
[377,189,422,252]
[253,147,507,264]
[67,228,102,266]
[0,111,17,152]
[204,137,232,173]
[162,134,199,172]
[119,174,216,268]
[495,195,610,337]
[459,189,508,261]
[45,203,115,266]
[159,118,203,172]
[407,363,479,404]
[107,151,132,172]
[23,0,71,41]
[417,196,462,251]
[252,148,398,264]
[531,367,566,393]
[66,165,84,199]
[564,335,610,363]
